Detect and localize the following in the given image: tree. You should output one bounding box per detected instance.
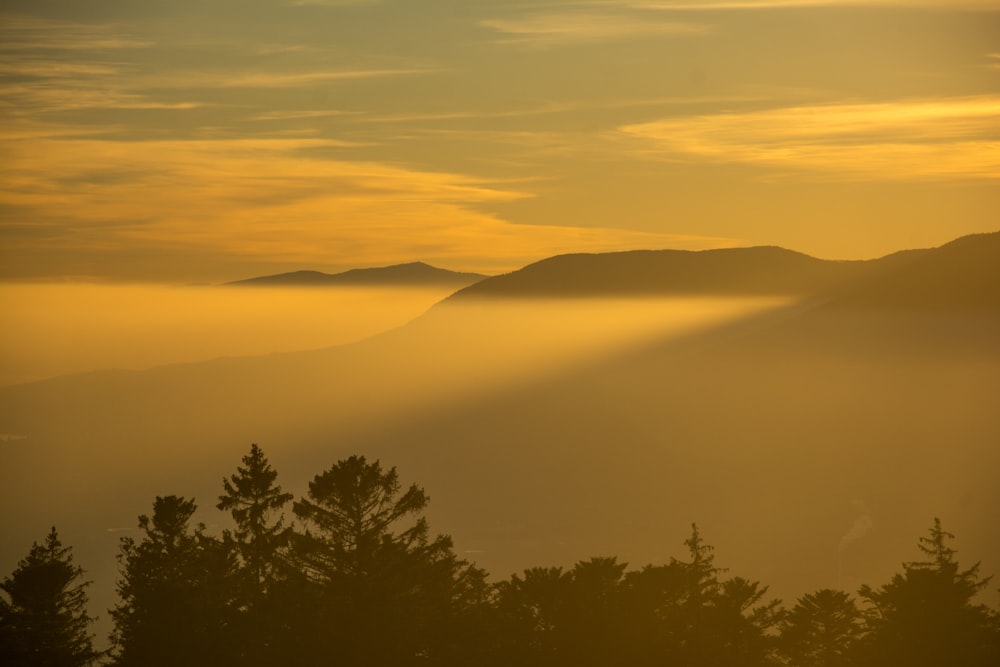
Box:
[491,557,631,667]
[109,496,236,667]
[216,444,293,665]
[778,589,864,667]
[666,524,780,667]
[0,527,99,667]
[217,444,293,597]
[858,518,1000,667]
[290,455,483,665]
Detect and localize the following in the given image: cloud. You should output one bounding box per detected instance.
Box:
[619,0,1000,9]
[481,12,711,47]
[212,68,434,89]
[288,0,381,5]
[0,16,152,51]
[0,130,731,279]
[620,96,1000,180]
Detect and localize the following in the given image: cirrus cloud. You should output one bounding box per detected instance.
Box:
[620,96,1000,180]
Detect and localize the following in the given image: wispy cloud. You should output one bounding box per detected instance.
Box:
[288,0,381,5]
[482,12,711,47]
[250,109,363,121]
[620,96,1000,180]
[619,0,1000,9]
[0,16,152,51]
[1,130,728,278]
[214,68,433,89]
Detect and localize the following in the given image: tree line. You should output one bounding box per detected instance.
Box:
[2,444,999,666]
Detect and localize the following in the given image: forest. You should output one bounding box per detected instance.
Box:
[2,444,998,667]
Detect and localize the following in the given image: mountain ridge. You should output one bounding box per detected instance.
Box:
[448,245,880,301]
[228,261,488,287]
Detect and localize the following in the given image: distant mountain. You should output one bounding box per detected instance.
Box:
[228,261,487,287]
[825,231,1000,311]
[447,246,884,300]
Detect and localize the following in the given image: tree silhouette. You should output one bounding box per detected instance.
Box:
[290,455,483,665]
[109,496,236,667]
[494,557,631,666]
[0,527,100,667]
[216,444,293,665]
[858,517,1000,666]
[666,524,780,666]
[492,566,570,665]
[778,589,864,667]
[217,444,293,597]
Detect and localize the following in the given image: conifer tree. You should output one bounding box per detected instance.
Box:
[0,527,99,667]
[216,444,293,665]
[110,496,236,667]
[217,444,293,597]
[859,518,1000,666]
[779,589,864,667]
[290,455,480,665]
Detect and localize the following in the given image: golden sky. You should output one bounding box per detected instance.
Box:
[1,0,998,281]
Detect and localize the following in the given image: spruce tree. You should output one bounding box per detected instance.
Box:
[110,496,236,667]
[779,589,864,667]
[0,527,100,667]
[217,444,293,597]
[859,518,1000,666]
[216,444,293,665]
[290,455,479,665]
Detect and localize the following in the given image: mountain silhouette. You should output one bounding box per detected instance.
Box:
[824,231,1000,311]
[227,261,487,287]
[447,246,888,300]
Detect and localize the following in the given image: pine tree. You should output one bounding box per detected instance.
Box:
[110,496,236,667]
[859,518,1000,667]
[779,589,864,667]
[668,524,780,666]
[216,444,293,665]
[290,455,479,665]
[0,527,100,667]
[217,444,293,597]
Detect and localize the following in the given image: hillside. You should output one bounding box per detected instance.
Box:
[228,261,487,287]
[448,246,881,299]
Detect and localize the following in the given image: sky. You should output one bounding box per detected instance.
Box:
[1,0,998,282]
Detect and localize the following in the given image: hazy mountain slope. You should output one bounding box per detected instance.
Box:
[228,261,487,287]
[448,246,884,299]
[826,231,1000,310]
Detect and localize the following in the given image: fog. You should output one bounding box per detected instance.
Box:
[0,283,458,386]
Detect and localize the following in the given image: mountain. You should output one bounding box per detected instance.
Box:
[1,231,998,632]
[825,231,1000,311]
[227,261,487,287]
[447,246,888,300]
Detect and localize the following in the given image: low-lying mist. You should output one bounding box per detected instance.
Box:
[0,283,458,386]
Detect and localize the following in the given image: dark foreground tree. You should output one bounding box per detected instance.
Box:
[778,589,864,666]
[0,527,100,667]
[859,518,1000,667]
[663,524,781,666]
[109,496,236,667]
[289,455,488,666]
[217,444,293,596]
[216,444,293,665]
